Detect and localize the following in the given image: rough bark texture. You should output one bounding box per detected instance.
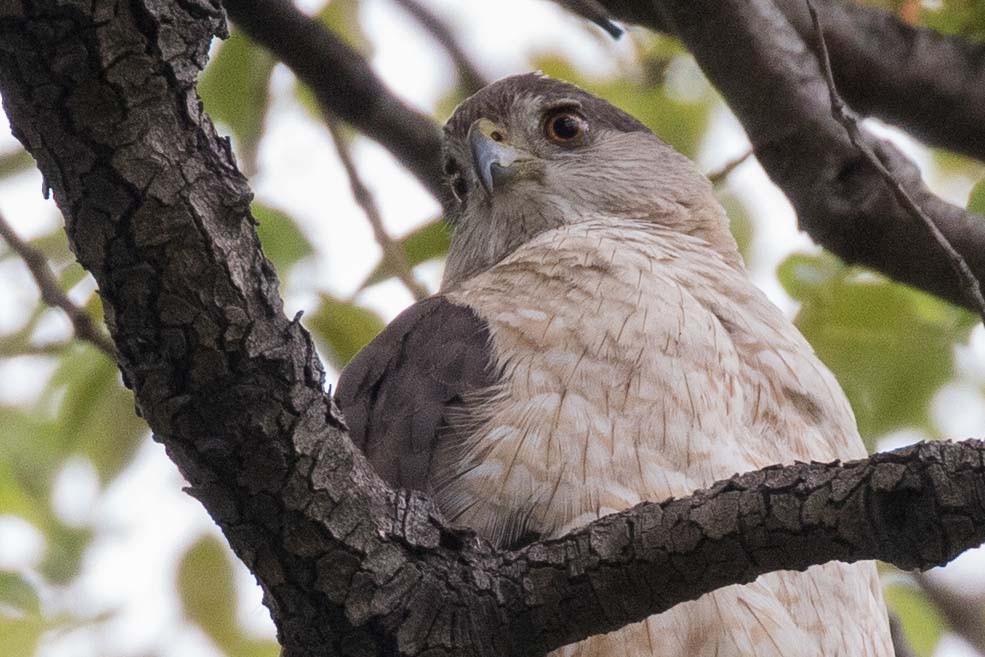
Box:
[2,2,985,657]
[594,0,985,164]
[605,0,985,311]
[224,0,985,310]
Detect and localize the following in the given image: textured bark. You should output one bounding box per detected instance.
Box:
[620,0,985,311]
[221,0,985,310]
[591,0,985,162]
[2,2,985,657]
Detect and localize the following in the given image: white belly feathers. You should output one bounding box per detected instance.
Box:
[440,218,892,657]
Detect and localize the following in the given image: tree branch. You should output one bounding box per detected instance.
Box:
[603,0,985,311]
[221,0,445,199]
[3,2,985,657]
[326,119,429,301]
[0,210,115,357]
[776,0,985,165]
[226,0,985,311]
[805,0,985,323]
[392,0,489,95]
[591,0,985,164]
[705,148,753,187]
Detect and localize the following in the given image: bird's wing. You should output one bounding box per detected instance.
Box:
[333,296,498,493]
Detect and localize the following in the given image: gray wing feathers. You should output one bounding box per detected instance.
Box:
[334,296,497,493]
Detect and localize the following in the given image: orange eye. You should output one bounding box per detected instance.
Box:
[544,111,588,144]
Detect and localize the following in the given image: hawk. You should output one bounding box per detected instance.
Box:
[335,73,894,657]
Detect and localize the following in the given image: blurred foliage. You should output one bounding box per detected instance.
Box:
[179,536,279,657]
[2,1,985,656]
[969,176,985,215]
[308,293,385,370]
[860,0,985,40]
[198,31,275,175]
[779,252,975,442]
[358,219,449,290]
[921,0,985,40]
[885,582,947,657]
[253,202,315,276]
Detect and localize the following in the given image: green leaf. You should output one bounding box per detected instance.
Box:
[199,30,275,175]
[44,344,146,483]
[178,536,238,649]
[0,571,40,615]
[359,219,449,289]
[307,294,384,369]
[0,148,33,179]
[0,616,45,657]
[884,582,945,657]
[778,252,975,443]
[319,0,370,52]
[0,403,62,499]
[921,0,985,40]
[253,203,314,274]
[717,192,754,263]
[968,177,985,215]
[41,523,92,585]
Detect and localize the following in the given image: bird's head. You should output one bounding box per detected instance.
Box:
[439,73,739,289]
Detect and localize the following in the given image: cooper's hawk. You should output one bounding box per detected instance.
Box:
[335,73,894,657]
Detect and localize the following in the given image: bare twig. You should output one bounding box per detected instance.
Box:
[326,122,429,301]
[913,572,985,656]
[392,0,488,95]
[222,0,444,198]
[806,0,985,324]
[706,149,754,186]
[0,211,115,357]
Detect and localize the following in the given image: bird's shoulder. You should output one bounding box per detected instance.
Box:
[334,295,499,493]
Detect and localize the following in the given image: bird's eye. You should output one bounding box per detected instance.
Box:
[543,110,588,145]
[444,158,468,203]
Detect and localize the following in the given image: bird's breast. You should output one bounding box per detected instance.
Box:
[437,220,891,657]
[439,221,753,545]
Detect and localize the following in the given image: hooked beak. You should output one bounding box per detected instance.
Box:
[468,119,528,196]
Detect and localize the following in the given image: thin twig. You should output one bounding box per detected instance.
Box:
[806,0,985,323]
[325,122,429,301]
[706,149,754,186]
[222,0,445,198]
[0,211,116,357]
[392,0,488,95]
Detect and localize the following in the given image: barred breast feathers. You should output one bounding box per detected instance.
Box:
[438,215,891,657]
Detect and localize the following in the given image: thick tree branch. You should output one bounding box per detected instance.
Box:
[3,3,985,657]
[592,0,985,163]
[221,0,445,199]
[612,0,985,311]
[225,0,985,311]
[806,0,985,322]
